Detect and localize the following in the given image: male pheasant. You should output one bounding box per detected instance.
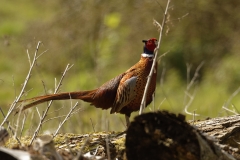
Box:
[17,38,158,127]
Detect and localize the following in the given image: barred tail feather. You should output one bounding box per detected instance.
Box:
[15,90,96,114]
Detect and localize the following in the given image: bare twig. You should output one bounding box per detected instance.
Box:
[36,49,48,59]
[184,87,198,116]
[30,64,73,144]
[53,102,78,137]
[55,78,57,92]
[152,93,155,111]
[231,104,240,114]
[139,0,171,115]
[41,80,48,95]
[36,107,41,119]
[222,106,238,115]
[186,63,191,86]
[19,113,27,138]
[187,61,204,91]
[12,76,16,98]
[42,107,82,123]
[157,62,173,110]
[0,107,21,145]
[90,118,96,132]
[21,88,33,98]
[222,86,240,115]
[26,49,31,66]
[1,41,43,127]
[43,114,74,124]
[153,20,162,32]
[223,86,240,110]
[184,62,204,116]
[160,62,166,87]
[47,106,65,114]
[70,108,82,114]
[157,98,166,110]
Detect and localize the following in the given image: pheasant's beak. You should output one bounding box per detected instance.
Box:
[142,40,148,43]
[155,40,158,46]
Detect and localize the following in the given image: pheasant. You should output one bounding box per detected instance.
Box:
[16,38,158,127]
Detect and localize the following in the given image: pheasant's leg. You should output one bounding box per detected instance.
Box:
[114,114,130,137]
[125,114,130,128]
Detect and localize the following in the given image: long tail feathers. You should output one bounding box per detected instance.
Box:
[15,90,96,114]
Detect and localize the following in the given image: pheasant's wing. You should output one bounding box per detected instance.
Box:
[110,76,137,113]
[90,74,124,110]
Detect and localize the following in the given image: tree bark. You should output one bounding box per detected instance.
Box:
[126,111,238,160]
[194,115,240,159]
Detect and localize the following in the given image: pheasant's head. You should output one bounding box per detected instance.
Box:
[142,38,158,55]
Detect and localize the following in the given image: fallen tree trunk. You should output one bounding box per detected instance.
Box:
[3,112,240,160]
[125,111,238,160]
[194,114,240,159]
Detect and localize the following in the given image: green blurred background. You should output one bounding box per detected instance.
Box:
[0,0,240,134]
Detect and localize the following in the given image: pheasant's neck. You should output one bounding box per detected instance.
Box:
[141,53,154,58]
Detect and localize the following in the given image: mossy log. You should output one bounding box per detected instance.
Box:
[4,112,240,160]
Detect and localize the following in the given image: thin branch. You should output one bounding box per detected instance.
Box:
[223,86,240,110]
[36,107,41,119]
[55,78,57,92]
[184,62,204,116]
[21,88,33,98]
[0,107,21,145]
[186,63,191,87]
[1,42,42,127]
[222,106,238,115]
[19,113,27,138]
[160,63,166,87]
[30,64,73,144]
[90,118,96,132]
[187,61,204,91]
[26,49,31,67]
[41,80,48,95]
[153,20,162,31]
[53,102,78,137]
[38,102,76,122]
[231,104,240,114]
[69,108,82,114]
[152,93,155,111]
[157,98,166,110]
[139,0,171,115]
[47,106,65,115]
[12,76,17,98]
[36,49,48,59]
[184,88,199,116]
[43,115,70,124]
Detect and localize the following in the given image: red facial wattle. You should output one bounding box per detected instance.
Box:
[143,38,157,52]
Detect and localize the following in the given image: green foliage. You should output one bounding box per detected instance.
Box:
[1,0,240,134]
